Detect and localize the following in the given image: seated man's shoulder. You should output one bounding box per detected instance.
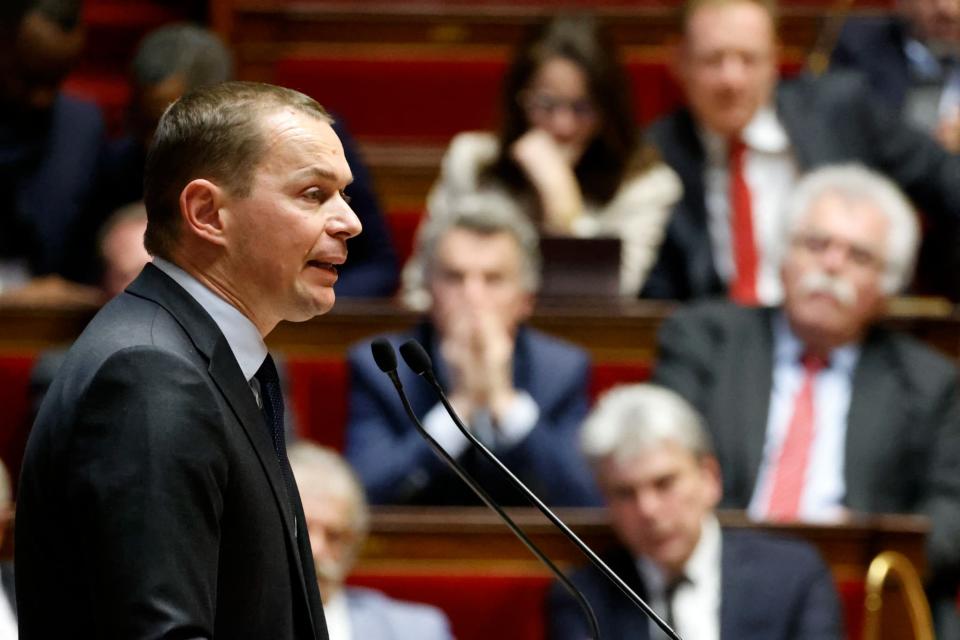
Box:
[346,586,452,637]
[665,298,765,330]
[523,326,589,366]
[877,327,960,387]
[723,529,828,577]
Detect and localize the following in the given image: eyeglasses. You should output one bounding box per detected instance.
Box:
[519,91,597,121]
[792,233,885,271]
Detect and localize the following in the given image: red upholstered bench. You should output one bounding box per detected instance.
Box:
[347,570,866,640]
[588,361,651,401]
[285,356,653,452]
[275,55,506,143]
[348,570,552,640]
[385,209,425,268]
[0,354,38,488]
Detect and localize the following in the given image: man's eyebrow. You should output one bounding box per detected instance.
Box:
[298,166,354,186]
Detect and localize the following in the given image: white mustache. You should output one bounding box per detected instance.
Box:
[798,270,856,308]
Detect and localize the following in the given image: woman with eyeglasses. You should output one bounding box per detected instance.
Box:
[426,14,681,295]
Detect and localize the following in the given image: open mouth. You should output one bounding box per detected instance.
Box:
[307,260,338,273]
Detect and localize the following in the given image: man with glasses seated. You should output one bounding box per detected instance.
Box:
[652,164,960,635]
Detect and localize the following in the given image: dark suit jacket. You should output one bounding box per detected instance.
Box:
[15,264,327,639]
[830,16,913,113]
[652,301,960,583]
[345,322,601,506]
[642,71,960,300]
[547,530,842,640]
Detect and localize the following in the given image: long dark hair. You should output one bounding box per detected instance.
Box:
[486,14,644,211]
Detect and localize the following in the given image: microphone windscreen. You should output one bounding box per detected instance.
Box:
[399,339,433,375]
[370,338,398,373]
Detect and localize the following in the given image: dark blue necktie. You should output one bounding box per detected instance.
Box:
[254,354,298,534]
[255,354,288,462]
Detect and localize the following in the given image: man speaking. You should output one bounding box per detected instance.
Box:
[15,81,361,639]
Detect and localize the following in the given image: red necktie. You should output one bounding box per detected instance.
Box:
[765,353,827,521]
[728,139,759,304]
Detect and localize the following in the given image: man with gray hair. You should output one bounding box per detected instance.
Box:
[289,442,453,639]
[653,163,960,627]
[548,383,841,639]
[346,204,600,505]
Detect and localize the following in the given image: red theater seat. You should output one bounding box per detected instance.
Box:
[348,570,552,640]
[386,209,425,267]
[286,357,349,451]
[0,354,37,487]
[275,55,506,143]
[589,361,652,401]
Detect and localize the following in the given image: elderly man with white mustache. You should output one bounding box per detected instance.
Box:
[653,164,960,634]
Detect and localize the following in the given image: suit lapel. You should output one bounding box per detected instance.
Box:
[719,309,775,503]
[671,110,722,294]
[844,332,900,510]
[127,264,318,636]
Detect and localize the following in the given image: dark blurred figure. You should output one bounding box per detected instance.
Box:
[831,0,960,152]
[91,22,398,296]
[0,0,104,293]
[98,24,233,220]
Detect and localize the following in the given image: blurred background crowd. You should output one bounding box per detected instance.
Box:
[2,0,960,638]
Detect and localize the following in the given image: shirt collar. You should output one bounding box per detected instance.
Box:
[152,256,268,382]
[772,310,860,374]
[637,514,722,592]
[700,103,791,163]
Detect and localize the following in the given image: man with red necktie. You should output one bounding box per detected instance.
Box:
[642,0,960,303]
[653,164,960,636]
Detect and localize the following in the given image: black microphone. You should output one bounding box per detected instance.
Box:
[398,339,682,640]
[369,338,601,639]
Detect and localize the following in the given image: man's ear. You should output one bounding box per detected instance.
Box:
[179,179,228,247]
[700,454,724,510]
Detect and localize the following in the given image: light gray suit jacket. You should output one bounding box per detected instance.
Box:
[346,587,452,640]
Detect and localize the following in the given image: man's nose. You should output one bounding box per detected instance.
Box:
[331,196,362,239]
[717,54,748,87]
[462,274,487,304]
[635,490,662,519]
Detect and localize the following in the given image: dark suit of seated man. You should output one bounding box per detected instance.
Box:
[653,164,960,635]
[346,204,601,506]
[547,383,843,639]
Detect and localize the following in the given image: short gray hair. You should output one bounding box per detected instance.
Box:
[132,23,233,90]
[784,164,920,294]
[580,383,713,468]
[401,202,542,310]
[288,441,369,538]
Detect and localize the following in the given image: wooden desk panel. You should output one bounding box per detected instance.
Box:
[1,298,957,364]
[359,507,929,579]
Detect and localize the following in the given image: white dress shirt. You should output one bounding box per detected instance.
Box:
[749,313,861,522]
[0,590,16,640]
[322,590,352,640]
[701,106,799,305]
[639,515,722,640]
